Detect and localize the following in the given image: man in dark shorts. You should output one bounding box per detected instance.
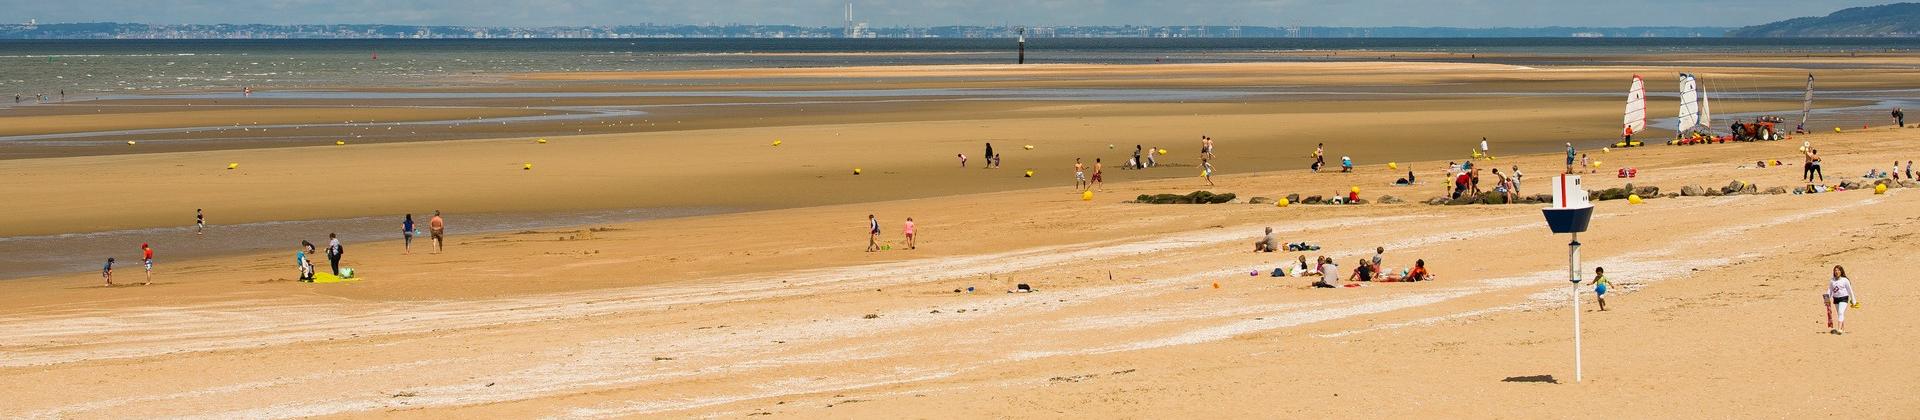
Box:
[429,211,446,253]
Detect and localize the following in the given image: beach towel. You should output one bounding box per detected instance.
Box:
[310,271,360,284]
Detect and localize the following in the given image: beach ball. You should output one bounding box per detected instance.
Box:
[1081,190,1094,201]
[771,140,780,146]
[1387,162,1398,170]
[1212,282,1220,289]
[1627,194,1644,204]
[853,168,862,175]
[227,163,238,170]
[336,140,346,145]
[1024,170,1034,178]
[1158,148,1168,155]
[1592,161,1603,168]
[126,140,137,145]
[1023,145,1034,150]
[1876,184,1888,195]
[523,163,533,170]
[1277,198,1289,207]
[538,138,548,144]
[1602,147,1611,153]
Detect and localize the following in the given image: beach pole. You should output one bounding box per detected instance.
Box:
[1570,232,1583,383]
[1017,27,1027,65]
[1543,174,1593,384]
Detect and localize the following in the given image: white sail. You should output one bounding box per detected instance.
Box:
[1677,73,1700,133]
[1624,75,1646,134]
[1800,74,1815,127]
[1700,77,1712,128]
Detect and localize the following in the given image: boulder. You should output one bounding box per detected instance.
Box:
[1250,197,1275,205]
[1425,196,1452,205]
[1839,180,1865,190]
[1285,193,1302,204]
[1302,195,1324,204]
[1680,185,1706,197]
[1704,189,1724,197]
[1378,195,1404,204]
[1532,194,1554,203]
[1634,185,1661,197]
[1591,187,1630,201]
[1765,186,1789,195]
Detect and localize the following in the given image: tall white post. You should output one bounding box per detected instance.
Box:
[1570,232,1583,383]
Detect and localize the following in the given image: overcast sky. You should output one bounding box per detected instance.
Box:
[0,0,1889,27]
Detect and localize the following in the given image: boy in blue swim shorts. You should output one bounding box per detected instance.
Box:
[1589,266,1611,311]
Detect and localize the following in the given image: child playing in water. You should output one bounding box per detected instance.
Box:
[1589,266,1611,311]
[102,258,115,287]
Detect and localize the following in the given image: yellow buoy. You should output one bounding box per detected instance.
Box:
[1876,184,1888,195]
[1387,162,1398,170]
[853,168,862,175]
[335,140,346,145]
[523,163,533,170]
[226,163,238,170]
[1024,170,1034,178]
[1276,198,1289,207]
[537,138,548,144]
[1835,127,1844,133]
[1081,190,1094,201]
[771,140,781,146]
[126,140,137,145]
[1023,145,1034,150]
[1628,194,1643,204]
[1157,148,1168,155]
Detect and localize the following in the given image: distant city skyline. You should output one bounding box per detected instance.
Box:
[0,0,1896,28]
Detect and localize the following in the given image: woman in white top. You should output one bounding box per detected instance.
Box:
[1829,265,1858,335]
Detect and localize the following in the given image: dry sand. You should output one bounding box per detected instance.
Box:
[3,58,1919,417]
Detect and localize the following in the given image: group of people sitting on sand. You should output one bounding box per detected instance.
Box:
[1255,228,1433,287]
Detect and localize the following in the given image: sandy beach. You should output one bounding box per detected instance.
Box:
[3,55,1918,417]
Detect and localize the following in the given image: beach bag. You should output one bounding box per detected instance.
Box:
[1271,268,1286,277]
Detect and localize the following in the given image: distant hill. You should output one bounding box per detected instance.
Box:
[1729,3,1920,37]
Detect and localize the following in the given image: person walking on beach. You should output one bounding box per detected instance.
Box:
[1589,267,1611,311]
[1312,143,1326,172]
[429,211,446,253]
[1894,108,1905,127]
[1074,158,1087,190]
[403,214,415,255]
[1906,160,1913,180]
[902,217,917,250]
[1480,137,1491,156]
[1565,143,1576,174]
[140,243,154,286]
[1091,158,1105,191]
[1200,135,1214,161]
[1580,153,1592,174]
[102,258,115,287]
[195,209,205,236]
[984,143,994,168]
[1132,145,1145,170]
[326,233,344,276]
[1146,145,1159,168]
[866,215,881,252]
[1827,265,1858,335]
[1201,157,1215,186]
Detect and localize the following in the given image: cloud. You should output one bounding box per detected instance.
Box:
[0,0,1894,27]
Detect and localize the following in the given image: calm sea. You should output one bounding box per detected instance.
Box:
[2,38,1918,96]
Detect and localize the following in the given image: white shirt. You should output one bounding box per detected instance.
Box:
[1830,276,1853,299]
[1321,263,1339,285]
[1481,140,1490,151]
